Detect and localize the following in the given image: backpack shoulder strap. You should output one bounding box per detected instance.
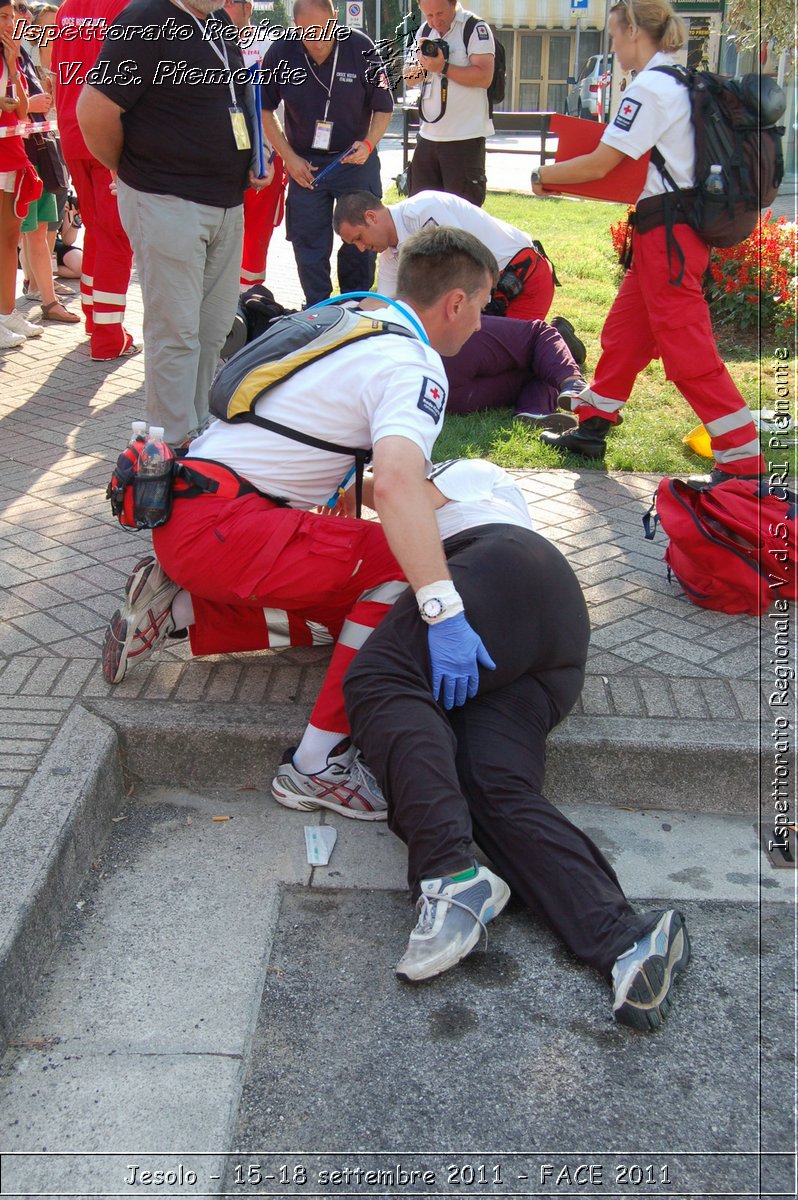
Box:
[649,65,689,173]
[651,64,689,85]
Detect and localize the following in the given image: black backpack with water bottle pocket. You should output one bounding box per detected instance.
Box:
[650,66,786,248]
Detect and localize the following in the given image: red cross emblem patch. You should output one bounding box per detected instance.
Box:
[613,96,642,131]
[417,376,447,422]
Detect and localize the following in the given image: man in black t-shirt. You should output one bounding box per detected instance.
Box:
[260,0,393,305]
[77,0,273,446]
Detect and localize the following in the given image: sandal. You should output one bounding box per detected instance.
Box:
[41,301,81,324]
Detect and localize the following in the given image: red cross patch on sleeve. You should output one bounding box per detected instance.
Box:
[417,376,447,422]
[613,97,642,131]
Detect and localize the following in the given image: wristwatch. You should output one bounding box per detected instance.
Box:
[530,168,542,187]
[419,596,447,622]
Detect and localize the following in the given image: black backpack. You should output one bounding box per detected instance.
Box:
[651,66,786,248]
[463,15,506,114]
[419,14,505,116]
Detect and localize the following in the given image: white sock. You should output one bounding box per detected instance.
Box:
[171,589,194,630]
[293,725,348,774]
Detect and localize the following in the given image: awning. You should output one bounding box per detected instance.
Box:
[483,0,608,31]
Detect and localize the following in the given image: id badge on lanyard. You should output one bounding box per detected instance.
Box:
[307,44,339,152]
[230,106,251,150]
[312,119,333,151]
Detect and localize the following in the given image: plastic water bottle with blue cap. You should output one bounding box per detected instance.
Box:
[133,425,175,529]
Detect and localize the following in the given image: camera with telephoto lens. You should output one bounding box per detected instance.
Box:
[420,37,448,59]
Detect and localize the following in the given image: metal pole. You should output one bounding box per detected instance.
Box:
[376,0,380,51]
[600,0,611,121]
[574,15,581,79]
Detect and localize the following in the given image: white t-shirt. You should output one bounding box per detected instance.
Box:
[189,303,448,508]
[601,52,694,201]
[376,191,530,298]
[429,459,533,540]
[414,5,494,142]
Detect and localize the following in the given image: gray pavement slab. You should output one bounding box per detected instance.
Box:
[0,779,794,1199]
[231,892,794,1195]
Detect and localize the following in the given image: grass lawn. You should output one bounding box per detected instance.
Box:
[386,188,778,474]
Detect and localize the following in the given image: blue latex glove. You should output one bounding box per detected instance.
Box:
[427,612,496,710]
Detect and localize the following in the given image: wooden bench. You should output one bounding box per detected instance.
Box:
[401,107,558,171]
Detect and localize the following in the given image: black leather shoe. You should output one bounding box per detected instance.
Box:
[550,315,587,367]
[540,415,614,460]
[515,411,578,433]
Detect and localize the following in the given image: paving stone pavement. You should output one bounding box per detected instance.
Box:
[0,155,776,836]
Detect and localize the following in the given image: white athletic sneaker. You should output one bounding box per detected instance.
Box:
[0,323,25,349]
[396,865,511,982]
[1,309,43,338]
[271,742,387,821]
[102,556,180,684]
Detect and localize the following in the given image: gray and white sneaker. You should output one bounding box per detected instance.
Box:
[396,865,510,982]
[612,909,691,1031]
[556,375,589,411]
[515,410,578,433]
[102,555,180,684]
[271,742,387,821]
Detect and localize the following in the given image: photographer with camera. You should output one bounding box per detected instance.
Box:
[335,188,557,322]
[403,0,494,206]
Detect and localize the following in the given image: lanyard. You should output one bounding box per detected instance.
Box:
[304,42,339,123]
[173,0,237,108]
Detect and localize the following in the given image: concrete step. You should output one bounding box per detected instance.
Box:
[91,695,757,818]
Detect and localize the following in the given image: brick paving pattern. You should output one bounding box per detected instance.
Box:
[0,159,770,830]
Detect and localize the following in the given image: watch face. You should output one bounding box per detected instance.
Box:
[422,597,445,619]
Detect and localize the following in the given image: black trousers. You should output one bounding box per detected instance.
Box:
[344,525,651,977]
[409,135,487,207]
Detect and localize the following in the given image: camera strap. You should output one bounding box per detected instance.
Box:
[417,23,449,124]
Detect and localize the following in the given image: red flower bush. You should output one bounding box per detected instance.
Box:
[608,209,797,332]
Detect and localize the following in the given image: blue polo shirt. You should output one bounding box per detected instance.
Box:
[260,28,393,156]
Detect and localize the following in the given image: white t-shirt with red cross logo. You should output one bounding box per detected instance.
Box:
[601,52,694,201]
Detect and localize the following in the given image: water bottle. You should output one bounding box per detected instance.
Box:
[705,164,725,195]
[133,425,174,529]
[108,421,149,524]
